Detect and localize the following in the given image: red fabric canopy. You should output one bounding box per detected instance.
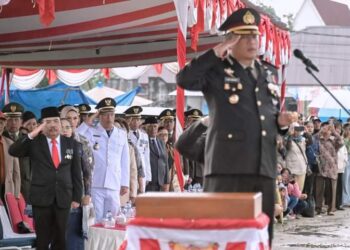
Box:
[0,0,289,69]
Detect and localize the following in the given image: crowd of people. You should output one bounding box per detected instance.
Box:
[274,115,350,222]
[0,99,204,250]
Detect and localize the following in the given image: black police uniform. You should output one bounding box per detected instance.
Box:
[183,109,204,186]
[176,8,285,243]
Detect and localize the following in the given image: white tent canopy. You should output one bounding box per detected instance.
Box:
[85,85,153,106]
[308,89,350,109]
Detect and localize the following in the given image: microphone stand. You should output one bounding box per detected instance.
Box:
[305,67,350,116]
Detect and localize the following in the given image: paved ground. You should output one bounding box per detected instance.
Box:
[273,208,350,249]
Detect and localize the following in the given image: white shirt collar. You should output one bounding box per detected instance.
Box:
[46,135,61,145]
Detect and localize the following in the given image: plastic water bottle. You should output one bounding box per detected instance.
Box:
[115,208,127,225]
[104,210,115,228]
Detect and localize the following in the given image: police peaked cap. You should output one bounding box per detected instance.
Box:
[78,104,91,114]
[143,116,158,125]
[184,109,203,118]
[219,8,260,35]
[158,109,175,120]
[2,102,24,117]
[96,98,116,112]
[124,106,143,117]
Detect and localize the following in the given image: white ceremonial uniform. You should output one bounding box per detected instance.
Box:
[129,129,152,191]
[77,122,130,222]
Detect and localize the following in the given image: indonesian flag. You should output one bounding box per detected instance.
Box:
[219,0,228,26]
[258,16,267,56]
[173,0,188,191]
[273,27,281,69]
[205,0,213,31]
[121,214,270,250]
[36,0,56,26]
[0,68,13,105]
[280,64,287,111]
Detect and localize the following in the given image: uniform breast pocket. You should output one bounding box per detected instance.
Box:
[113,142,124,153]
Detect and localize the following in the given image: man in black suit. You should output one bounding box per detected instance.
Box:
[176,8,297,244]
[158,109,175,145]
[144,117,169,192]
[9,107,82,250]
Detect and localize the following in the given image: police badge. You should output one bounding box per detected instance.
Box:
[93,142,100,150]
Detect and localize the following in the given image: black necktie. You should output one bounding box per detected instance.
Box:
[246,66,257,84]
[151,139,159,155]
[133,131,139,139]
[106,130,112,137]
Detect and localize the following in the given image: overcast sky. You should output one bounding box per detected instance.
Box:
[251,0,304,18]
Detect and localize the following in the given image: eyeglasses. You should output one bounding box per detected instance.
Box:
[62,126,72,130]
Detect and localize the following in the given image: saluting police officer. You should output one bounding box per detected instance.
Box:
[176,8,297,244]
[76,98,130,222]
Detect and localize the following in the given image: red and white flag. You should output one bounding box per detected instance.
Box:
[122,214,270,250]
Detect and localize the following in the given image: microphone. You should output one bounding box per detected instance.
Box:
[293,49,319,72]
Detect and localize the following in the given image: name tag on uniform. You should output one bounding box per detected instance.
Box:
[224,77,240,83]
[139,139,148,148]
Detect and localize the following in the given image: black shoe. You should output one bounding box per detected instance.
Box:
[337,206,345,211]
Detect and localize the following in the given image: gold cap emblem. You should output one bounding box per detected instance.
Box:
[133,107,139,114]
[166,111,171,116]
[243,11,255,25]
[10,105,16,112]
[229,94,240,104]
[105,99,111,106]
[193,110,199,116]
[81,106,87,111]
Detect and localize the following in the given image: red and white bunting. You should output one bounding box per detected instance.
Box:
[122,214,270,250]
[12,69,46,89]
[56,69,99,87]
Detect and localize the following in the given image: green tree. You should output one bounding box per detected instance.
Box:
[256,2,294,31]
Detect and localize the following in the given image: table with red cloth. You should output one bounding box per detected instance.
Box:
[85,223,126,250]
[120,213,270,250]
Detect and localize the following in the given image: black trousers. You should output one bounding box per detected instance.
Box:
[33,203,70,250]
[204,174,275,245]
[66,207,84,250]
[336,173,343,208]
[146,182,161,192]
